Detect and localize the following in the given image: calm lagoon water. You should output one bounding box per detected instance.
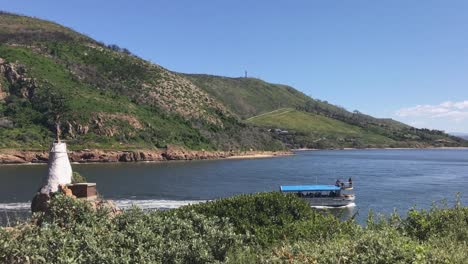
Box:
[1,149,467,225]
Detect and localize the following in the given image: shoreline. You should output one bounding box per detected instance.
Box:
[226,152,294,159]
[1,145,467,165]
[0,147,293,165]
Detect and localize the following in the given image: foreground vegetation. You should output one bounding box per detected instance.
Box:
[1,192,466,263]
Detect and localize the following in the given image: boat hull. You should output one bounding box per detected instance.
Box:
[303,196,355,207]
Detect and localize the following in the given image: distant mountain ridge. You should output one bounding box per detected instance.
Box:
[0,11,466,151]
[450,133,468,140]
[186,74,467,148]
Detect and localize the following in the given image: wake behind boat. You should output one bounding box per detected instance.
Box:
[280,179,355,207]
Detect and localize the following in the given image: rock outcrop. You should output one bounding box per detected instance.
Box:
[0,58,37,100]
[0,147,291,164]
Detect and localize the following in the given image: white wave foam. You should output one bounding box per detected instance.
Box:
[115,199,207,210]
[0,202,30,210]
[312,202,356,209]
[0,199,207,211]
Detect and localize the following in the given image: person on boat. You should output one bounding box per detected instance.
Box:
[335,179,341,186]
[348,177,353,187]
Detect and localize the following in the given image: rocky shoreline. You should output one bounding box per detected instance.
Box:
[0,145,292,164]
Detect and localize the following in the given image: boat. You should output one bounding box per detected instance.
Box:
[280,182,355,207]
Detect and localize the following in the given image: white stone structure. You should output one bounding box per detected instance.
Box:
[40,142,72,194]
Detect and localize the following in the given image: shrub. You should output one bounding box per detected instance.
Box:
[173,192,358,246]
[400,203,468,241]
[0,195,241,263]
[34,193,109,228]
[1,193,467,263]
[71,172,87,184]
[256,228,428,264]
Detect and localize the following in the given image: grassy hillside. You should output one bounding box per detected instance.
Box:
[0,12,283,151]
[248,108,466,148]
[248,108,396,148]
[185,73,406,130]
[184,74,310,119]
[187,74,467,148]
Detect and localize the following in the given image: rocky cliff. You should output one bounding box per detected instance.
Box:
[0,146,291,164]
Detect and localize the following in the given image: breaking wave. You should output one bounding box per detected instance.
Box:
[115,199,207,210]
[312,202,356,209]
[0,202,30,211]
[0,199,207,212]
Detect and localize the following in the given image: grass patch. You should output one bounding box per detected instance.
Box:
[248,108,396,148]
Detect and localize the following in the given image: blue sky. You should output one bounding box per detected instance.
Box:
[2,1,468,132]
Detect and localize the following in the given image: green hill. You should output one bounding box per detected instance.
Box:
[184,74,310,119]
[186,74,467,148]
[0,12,465,151]
[247,108,465,148]
[247,108,395,148]
[0,12,282,151]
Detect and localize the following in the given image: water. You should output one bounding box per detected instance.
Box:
[1,149,467,225]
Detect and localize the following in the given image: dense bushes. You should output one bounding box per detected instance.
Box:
[254,228,427,264]
[0,192,467,263]
[0,195,242,263]
[174,192,355,246]
[250,199,468,264]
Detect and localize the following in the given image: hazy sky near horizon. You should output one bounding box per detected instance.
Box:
[2,1,468,133]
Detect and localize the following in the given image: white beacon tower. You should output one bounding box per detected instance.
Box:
[40,141,72,194]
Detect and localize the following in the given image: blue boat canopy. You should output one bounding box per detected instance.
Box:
[280,185,341,192]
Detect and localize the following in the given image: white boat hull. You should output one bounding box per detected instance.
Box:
[303,196,355,207]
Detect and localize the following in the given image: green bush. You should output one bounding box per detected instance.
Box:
[173,192,358,247]
[0,194,241,263]
[1,193,467,263]
[71,172,87,184]
[35,193,109,228]
[253,228,427,264]
[173,192,311,245]
[400,203,468,241]
[113,208,241,263]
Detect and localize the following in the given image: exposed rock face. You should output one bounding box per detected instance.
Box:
[136,68,230,126]
[0,59,37,99]
[0,147,291,164]
[0,117,14,128]
[162,145,228,160]
[63,112,143,138]
[0,150,47,164]
[0,58,8,102]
